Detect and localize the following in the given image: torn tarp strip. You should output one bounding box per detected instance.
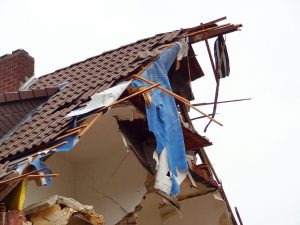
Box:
[30,153,53,186]
[14,134,78,174]
[176,39,189,60]
[132,43,188,196]
[153,147,186,195]
[49,118,79,152]
[18,134,79,186]
[66,80,131,117]
[13,120,80,186]
[50,134,79,152]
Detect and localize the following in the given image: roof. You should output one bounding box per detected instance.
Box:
[0,30,183,161]
[0,88,59,139]
[0,88,59,103]
[0,19,241,162]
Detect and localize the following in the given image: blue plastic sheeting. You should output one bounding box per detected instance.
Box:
[30,153,53,186]
[15,121,79,187]
[50,134,79,152]
[131,44,188,196]
[49,119,79,153]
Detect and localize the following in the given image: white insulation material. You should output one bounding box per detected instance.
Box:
[66,81,131,117]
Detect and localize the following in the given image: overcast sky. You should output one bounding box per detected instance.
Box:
[1,0,300,224]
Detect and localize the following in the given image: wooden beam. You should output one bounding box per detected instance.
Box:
[8,141,68,168]
[0,168,46,185]
[235,207,244,225]
[189,24,242,44]
[64,124,87,134]
[27,174,59,179]
[53,130,80,142]
[132,75,223,126]
[182,16,227,33]
[191,113,215,121]
[179,23,231,40]
[79,83,161,137]
[193,98,251,106]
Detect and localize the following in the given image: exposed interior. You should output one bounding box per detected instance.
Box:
[138,191,233,225]
[25,106,148,225]
[0,18,244,225]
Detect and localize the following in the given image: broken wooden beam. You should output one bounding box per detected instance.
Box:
[53,129,80,142]
[132,75,223,126]
[27,174,59,179]
[189,24,242,44]
[0,168,47,185]
[79,83,161,137]
[235,207,244,225]
[191,113,215,121]
[182,16,228,33]
[192,98,251,106]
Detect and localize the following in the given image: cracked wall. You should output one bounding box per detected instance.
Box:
[24,113,148,225]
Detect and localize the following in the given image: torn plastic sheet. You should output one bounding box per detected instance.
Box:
[30,153,53,186]
[50,135,80,153]
[131,42,188,196]
[31,134,79,187]
[176,39,189,61]
[153,148,186,195]
[66,81,132,117]
[13,129,79,187]
[153,150,197,195]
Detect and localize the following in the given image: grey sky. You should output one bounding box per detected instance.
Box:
[1,0,300,224]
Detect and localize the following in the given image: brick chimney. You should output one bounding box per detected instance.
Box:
[0,49,34,92]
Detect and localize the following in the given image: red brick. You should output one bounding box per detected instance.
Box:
[0,50,34,92]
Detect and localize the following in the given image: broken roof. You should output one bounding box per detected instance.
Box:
[0,32,179,161]
[0,19,241,162]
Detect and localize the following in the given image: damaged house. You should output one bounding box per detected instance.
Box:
[0,17,243,225]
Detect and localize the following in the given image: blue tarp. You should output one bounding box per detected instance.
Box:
[16,121,79,187]
[132,44,188,195]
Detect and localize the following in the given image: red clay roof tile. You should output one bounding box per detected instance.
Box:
[0,30,182,161]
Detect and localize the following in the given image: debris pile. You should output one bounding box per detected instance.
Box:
[25,196,103,225]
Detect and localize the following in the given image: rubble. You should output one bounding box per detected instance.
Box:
[25,195,103,225]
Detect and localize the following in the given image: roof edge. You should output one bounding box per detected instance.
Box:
[0,87,60,104]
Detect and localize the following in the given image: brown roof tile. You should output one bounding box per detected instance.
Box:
[0,88,59,103]
[0,30,183,161]
[4,92,19,102]
[0,88,59,140]
[19,90,34,100]
[0,98,48,139]
[0,95,5,103]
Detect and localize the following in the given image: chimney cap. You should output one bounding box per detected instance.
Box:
[0,49,33,62]
[12,49,29,55]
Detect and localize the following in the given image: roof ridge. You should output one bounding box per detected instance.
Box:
[0,87,59,104]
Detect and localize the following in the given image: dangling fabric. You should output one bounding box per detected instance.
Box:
[153,147,187,195]
[132,43,188,196]
[214,35,230,78]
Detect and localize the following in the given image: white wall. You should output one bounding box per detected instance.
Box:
[24,115,148,225]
